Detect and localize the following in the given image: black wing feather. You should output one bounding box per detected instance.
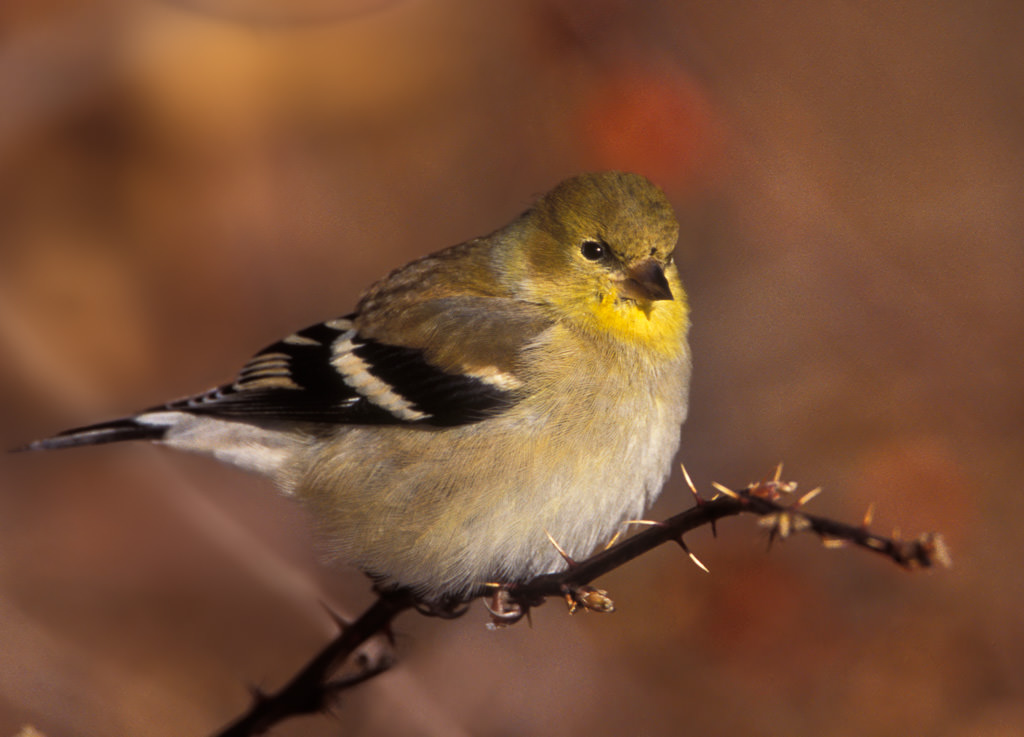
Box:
[164,317,514,427]
[351,340,513,426]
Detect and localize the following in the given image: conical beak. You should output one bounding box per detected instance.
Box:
[619,259,674,302]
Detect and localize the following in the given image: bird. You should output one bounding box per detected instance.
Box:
[19,171,692,603]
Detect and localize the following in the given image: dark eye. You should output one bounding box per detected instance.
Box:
[580,240,607,261]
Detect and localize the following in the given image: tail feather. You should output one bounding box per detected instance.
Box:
[14,417,168,452]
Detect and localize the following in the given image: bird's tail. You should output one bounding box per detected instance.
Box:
[13,417,168,452]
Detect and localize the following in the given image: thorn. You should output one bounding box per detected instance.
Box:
[544,528,576,566]
[675,536,711,573]
[711,481,739,499]
[623,519,664,527]
[680,461,701,502]
[321,603,351,630]
[246,684,270,706]
[603,530,622,550]
[773,462,783,482]
[688,549,710,573]
[796,487,822,507]
[862,503,875,528]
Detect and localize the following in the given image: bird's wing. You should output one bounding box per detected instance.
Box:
[164,297,551,428]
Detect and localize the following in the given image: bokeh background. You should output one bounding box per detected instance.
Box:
[1,1,1022,735]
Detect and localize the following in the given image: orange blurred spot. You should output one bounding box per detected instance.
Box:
[578,68,726,194]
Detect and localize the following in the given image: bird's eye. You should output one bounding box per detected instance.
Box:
[580,240,607,261]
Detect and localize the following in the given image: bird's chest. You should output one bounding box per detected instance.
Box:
[505,354,687,526]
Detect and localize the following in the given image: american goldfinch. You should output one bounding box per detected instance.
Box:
[22,171,691,602]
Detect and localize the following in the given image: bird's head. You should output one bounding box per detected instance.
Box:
[500,171,689,353]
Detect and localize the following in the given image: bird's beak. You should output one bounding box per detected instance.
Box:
[618,259,674,302]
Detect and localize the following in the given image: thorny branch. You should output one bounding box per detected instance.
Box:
[210,471,951,737]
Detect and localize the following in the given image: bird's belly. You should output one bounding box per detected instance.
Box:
[293,385,684,600]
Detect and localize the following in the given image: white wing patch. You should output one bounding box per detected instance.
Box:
[233,351,301,391]
[324,317,355,331]
[282,333,321,346]
[331,331,430,422]
[463,365,523,391]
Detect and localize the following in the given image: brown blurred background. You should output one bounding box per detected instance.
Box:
[1,0,1022,735]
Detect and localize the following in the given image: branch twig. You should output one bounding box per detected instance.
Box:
[215,590,416,737]
[209,474,950,737]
